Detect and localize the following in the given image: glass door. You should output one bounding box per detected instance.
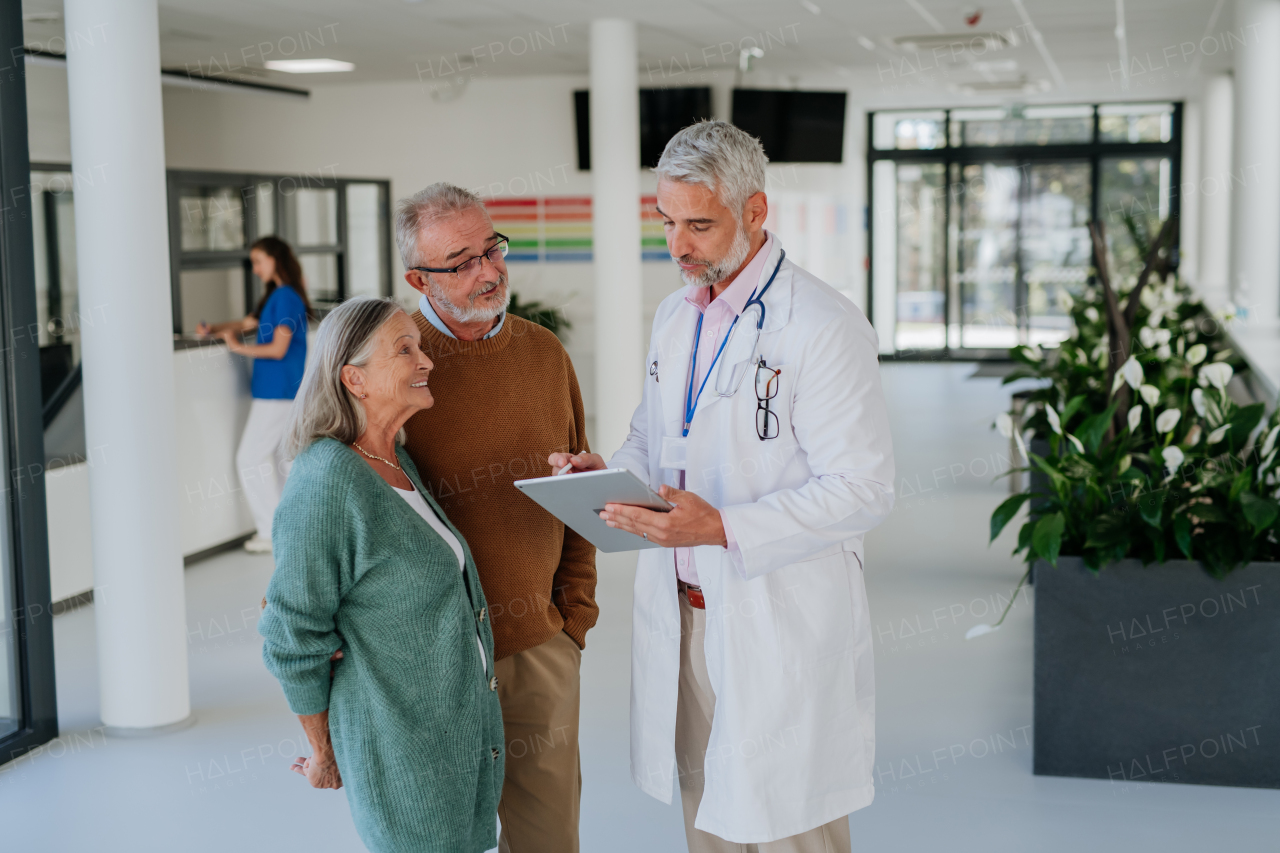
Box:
[952,162,1021,349]
[1022,162,1093,346]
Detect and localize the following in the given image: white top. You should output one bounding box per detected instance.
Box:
[393,485,485,671]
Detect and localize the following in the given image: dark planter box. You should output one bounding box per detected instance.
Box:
[1034,556,1280,789]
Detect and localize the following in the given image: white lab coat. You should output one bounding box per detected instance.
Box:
[608,238,895,843]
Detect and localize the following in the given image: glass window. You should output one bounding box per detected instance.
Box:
[1022,162,1093,346]
[345,183,385,299]
[872,110,946,150]
[301,253,340,305]
[291,188,338,247]
[950,105,1093,147]
[0,452,17,739]
[1098,103,1174,143]
[894,162,947,350]
[179,188,245,251]
[179,267,247,335]
[254,181,275,238]
[952,163,1021,349]
[1099,156,1171,276]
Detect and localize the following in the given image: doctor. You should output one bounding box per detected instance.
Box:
[551,121,894,852]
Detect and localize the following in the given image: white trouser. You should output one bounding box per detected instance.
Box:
[235,398,294,538]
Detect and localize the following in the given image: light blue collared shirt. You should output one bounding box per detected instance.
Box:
[418,294,505,340]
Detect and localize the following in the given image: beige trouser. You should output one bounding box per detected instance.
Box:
[676,595,853,853]
[494,629,582,853]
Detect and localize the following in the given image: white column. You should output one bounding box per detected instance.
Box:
[1179,100,1201,287]
[1231,0,1280,322]
[64,0,191,732]
[1200,73,1233,310]
[590,20,643,455]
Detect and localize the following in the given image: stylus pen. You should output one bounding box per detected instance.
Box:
[557,461,574,476]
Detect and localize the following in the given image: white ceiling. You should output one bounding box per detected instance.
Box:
[21,0,1232,104]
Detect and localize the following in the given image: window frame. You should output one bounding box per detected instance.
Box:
[867,101,1184,359]
[165,169,393,333]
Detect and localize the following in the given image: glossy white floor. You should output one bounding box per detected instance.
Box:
[4,362,1276,851]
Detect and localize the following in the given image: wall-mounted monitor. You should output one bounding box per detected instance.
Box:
[574,87,713,170]
[731,89,847,163]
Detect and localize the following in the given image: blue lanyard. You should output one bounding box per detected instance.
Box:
[683,313,740,436]
[682,251,785,437]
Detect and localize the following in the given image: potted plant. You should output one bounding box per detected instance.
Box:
[981,218,1280,790]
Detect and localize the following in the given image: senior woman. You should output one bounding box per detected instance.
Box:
[258,296,503,853]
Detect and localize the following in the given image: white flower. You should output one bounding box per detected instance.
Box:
[1013,429,1029,462]
[1191,388,1206,417]
[1208,424,1231,444]
[996,412,1014,439]
[1157,344,1172,360]
[965,623,999,640]
[1138,384,1160,406]
[1023,344,1043,362]
[1156,409,1182,434]
[1111,370,1126,394]
[1139,326,1156,349]
[1262,425,1280,459]
[1186,343,1208,365]
[1121,356,1143,389]
[1127,405,1143,432]
[1085,306,1100,323]
[1147,309,1165,329]
[1045,406,1062,435]
[1163,445,1185,474]
[1118,454,1132,474]
[1066,433,1085,453]
[1214,348,1234,362]
[1185,424,1202,446]
[1199,362,1234,390]
[1154,328,1172,346]
[1259,450,1277,482]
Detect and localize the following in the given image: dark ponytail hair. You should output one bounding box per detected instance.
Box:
[250,236,313,318]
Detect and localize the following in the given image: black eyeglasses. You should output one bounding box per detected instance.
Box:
[755,359,781,441]
[412,233,509,277]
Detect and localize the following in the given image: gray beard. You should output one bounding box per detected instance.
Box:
[428,274,511,324]
[677,227,752,289]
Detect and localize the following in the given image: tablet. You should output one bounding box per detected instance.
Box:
[514,468,672,552]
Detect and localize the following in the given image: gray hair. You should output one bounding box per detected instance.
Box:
[654,120,769,214]
[283,297,406,459]
[394,182,486,269]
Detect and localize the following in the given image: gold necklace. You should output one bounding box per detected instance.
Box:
[353,443,401,470]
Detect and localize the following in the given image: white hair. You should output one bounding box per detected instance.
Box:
[283,297,406,459]
[654,120,769,214]
[394,182,486,269]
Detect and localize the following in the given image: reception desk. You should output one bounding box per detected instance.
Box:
[46,339,257,602]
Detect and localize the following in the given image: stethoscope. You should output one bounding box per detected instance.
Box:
[683,250,785,437]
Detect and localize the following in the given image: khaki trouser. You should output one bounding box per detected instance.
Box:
[494,629,582,853]
[675,595,853,853]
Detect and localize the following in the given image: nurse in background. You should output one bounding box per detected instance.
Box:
[199,236,312,554]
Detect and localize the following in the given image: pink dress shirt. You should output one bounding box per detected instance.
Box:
[675,231,775,587]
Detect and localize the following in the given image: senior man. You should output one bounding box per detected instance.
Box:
[551,121,894,852]
[396,183,597,853]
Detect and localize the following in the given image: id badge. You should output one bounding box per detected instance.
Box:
[659,435,688,470]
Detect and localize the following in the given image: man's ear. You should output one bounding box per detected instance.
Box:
[340,364,365,398]
[404,269,430,296]
[744,191,768,232]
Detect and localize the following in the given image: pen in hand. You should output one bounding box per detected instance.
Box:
[557,461,575,476]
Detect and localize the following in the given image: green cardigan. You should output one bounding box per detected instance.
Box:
[260,438,503,853]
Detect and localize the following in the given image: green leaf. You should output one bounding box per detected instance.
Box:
[990,493,1032,542]
[1188,502,1228,523]
[1076,403,1118,454]
[1032,512,1066,566]
[1137,488,1167,528]
[1144,525,1166,563]
[1230,470,1251,503]
[1173,515,1192,559]
[1061,394,1086,429]
[1030,453,1070,493]
[1015,519,1035,556]
[1229,403,1265,445]
[1240,493,1279,534]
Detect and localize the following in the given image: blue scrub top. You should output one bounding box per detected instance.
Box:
[251,284,308,399]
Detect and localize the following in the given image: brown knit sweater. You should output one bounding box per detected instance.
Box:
[402,311,598,660]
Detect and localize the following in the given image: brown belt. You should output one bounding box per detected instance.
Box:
[677,579,705,610]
